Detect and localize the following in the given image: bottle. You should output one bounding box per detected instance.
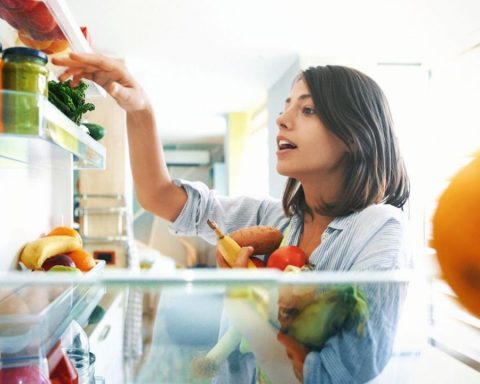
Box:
[207,219,256,268]
[62,320,91,384]
[2,46,49,133]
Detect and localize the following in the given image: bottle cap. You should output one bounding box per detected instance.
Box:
[3,46,48,64]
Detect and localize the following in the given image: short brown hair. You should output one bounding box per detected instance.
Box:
[282,65,410,218]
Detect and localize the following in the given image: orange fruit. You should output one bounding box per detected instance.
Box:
[17,30,53,50]
[432,153,480,318]
[67,249,96,272]
[43,39,69,54]
[47,226,83,247]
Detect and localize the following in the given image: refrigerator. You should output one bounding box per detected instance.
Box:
[0,1,478,383]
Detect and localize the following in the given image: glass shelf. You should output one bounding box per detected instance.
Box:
[0,90,106,169]
[0,269,429,383]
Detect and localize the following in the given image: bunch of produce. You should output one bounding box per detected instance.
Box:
[280,283,368,350]
[48,80,95,125]
[48,80,106,140]
[192,221,369,379]
[19,226,96,273]
[207,219,307,270]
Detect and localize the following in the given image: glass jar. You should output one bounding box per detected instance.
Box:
[2,46,49,134]
[2,47,48,96]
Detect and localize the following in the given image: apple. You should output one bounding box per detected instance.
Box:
[41,254,76,271]
[47,265,82,274]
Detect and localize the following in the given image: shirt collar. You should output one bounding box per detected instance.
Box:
[293,211,356,231]
[328,214,352,230]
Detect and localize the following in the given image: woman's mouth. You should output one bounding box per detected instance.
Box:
[277,138,298,155]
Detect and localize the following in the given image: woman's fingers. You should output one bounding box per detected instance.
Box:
[216,246,255,268]
[52,52,117,71]
[53,52,149,111]
[53,52,132,88]
[234,246,254,268]
[216,252,230,268]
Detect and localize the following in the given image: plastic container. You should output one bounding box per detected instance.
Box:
[0,355,50,384]
[0,260,106,356]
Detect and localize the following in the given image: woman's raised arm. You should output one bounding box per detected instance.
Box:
[52,52,187,222]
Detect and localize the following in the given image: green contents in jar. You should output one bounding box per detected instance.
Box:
[2,47,49,134]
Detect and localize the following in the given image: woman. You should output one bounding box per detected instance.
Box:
[53,53,411,383]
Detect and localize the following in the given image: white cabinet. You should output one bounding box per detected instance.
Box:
[87,291,126,384]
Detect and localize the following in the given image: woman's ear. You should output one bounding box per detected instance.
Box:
[345,138,355,153]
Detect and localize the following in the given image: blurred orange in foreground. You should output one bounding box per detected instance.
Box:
[68,249,96,272]
[432,153,480,318]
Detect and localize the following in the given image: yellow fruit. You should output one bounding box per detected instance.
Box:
[207,220,256,268]
[20,235,82,270]
[47,226,83,247]
[432,154,480,318]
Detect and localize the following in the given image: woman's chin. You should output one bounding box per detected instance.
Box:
[276,164,295,178]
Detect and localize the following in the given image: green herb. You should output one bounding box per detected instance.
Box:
[48,80,95,124]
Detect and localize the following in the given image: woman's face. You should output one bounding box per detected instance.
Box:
[275,78,348,181]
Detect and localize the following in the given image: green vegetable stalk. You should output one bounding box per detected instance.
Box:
[286,284,369,350]
[191,326,242,378]
[48,80,95,124]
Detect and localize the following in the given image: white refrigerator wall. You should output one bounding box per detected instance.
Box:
[0,143,73,270]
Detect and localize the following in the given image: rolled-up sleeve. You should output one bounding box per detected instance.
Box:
[169,179,285,244]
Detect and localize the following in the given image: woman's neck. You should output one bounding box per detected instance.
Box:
[300,173,342,215]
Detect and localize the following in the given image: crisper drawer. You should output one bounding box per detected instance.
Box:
[0,260,106,357]
[88,291,126,384]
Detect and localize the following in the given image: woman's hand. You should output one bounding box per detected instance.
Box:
[277,331,309,382]
[216,246,254,268]
[52,52,149,112]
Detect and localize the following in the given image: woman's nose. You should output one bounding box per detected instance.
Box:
[276,111,288,130]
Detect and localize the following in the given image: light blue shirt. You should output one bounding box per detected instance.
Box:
[170,179,411,383]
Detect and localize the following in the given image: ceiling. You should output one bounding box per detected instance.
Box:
[65,0,480,143]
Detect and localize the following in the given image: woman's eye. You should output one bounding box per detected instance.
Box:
[302,107,317,115]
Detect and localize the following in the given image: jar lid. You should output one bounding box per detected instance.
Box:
[2,46,48,64]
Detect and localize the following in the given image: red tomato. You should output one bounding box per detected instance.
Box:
[266,246,308,271]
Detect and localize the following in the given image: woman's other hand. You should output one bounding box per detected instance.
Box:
[277,331,309,382]
[52,52,148,112]
[216,246,254,268]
